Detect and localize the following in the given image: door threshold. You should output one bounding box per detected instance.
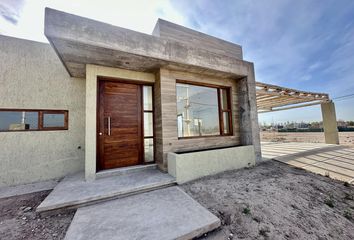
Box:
[96,164,157,179]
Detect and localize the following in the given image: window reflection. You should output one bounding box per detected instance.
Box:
[143,86,153,111]
[43,113,65,128]
[0,111,38,131]
[144,138,154,162]
[176,83,220,137]
[144,112,153,137]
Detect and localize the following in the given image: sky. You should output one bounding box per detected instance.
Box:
[0,0,353,124]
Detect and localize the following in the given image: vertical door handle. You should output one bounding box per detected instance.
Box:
[107,116,111,136]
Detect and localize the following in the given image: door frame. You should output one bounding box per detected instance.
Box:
[96,76,155,172]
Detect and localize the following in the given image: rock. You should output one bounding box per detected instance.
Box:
[23,207,32,212]
[224,213,232,225]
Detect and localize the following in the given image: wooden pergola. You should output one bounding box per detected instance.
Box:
[256,82,330,113]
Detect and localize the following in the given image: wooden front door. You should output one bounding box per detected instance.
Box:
[97,80,142,170]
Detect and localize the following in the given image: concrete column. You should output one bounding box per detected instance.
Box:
[237,63,262,163]
[321,101,339,144]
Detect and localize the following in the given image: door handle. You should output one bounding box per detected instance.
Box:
[107,116,111,136]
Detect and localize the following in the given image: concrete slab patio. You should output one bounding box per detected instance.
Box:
[64,186,220,240]
[37,167,176,212]
[262,142,354,183]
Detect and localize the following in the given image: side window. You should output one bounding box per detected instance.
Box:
[0,109,68,132]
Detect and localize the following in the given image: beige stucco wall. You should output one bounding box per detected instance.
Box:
[85,64,155,180]
[0,35,85,187]
[167,145,256,184]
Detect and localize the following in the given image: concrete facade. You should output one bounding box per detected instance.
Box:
[321,101,340,144]
[0,35,85,187]
[168,145,256,184]
[0,8,263,187]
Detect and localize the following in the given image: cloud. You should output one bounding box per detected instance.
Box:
[0,0,24,25]
[171,0,354,121]
[0,0,185,42]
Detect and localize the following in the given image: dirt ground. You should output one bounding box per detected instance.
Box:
[261,132,354,146]
[182,161,354,240]
[1,162,353,240]
[0,190,75,240]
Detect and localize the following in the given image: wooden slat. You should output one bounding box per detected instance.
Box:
[256,82,329,112]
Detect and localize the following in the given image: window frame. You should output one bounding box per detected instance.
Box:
[0,109,68,132]
[176,80,233,139]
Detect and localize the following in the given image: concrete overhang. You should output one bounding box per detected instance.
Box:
[44,8,252,79]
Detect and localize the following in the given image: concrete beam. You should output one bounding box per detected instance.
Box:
[321,101,339,144]
[44,8,252,79]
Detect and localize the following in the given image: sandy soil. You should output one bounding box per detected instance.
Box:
[182,161,354,240]
[0,190,75,240]
[261,132,354,146]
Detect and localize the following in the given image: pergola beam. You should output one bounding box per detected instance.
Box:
[256,82,330,112]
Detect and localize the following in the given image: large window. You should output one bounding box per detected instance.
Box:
[0,109,68,132]
[143,86,154,162]
[176,81,232,138]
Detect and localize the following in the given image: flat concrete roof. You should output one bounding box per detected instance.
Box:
[44,8,252,78]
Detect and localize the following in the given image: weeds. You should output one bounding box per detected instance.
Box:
[242,207,251,215]
[344,193,353,201]
[259,228,270,237]
[344,210,352,220]
[324,198,335,208]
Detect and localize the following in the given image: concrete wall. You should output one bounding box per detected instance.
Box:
[155,69,241,170]
[167,145,256,184]
[0,35,85,187]
[237,65,262,162]
[153,19,243,60]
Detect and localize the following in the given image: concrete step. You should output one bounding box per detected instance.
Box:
[37,168,176,213]
[64,186,220,240]
[96,164,157,179]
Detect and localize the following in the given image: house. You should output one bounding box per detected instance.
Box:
[1,8,262,188]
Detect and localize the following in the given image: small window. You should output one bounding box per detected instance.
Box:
[41,111,68,130]
[0,109,68,132]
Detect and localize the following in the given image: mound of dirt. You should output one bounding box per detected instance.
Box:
[182,161,354,240]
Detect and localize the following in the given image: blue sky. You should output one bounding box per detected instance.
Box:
[1,0,353,123]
